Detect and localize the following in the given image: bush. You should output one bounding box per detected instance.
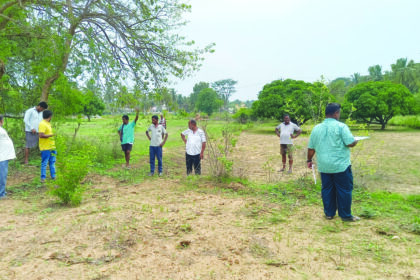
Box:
[388,115,420,129]
[49,136,97,206]
[232,108,253,123]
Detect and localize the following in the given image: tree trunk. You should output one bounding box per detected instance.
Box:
[40,23,77,102]
[381,122,386,130]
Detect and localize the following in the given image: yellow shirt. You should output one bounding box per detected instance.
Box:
[38,120,56,151]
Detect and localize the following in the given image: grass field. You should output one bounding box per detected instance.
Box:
[1,116,419,279]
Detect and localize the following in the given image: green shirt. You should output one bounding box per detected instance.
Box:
[119,121,136,144]
[308,118,355,174]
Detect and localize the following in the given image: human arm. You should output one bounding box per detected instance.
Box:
[160,133,168,147]
[24,109,37,134]
[275,127,280,137]
[200,142,206,159]
[39,132,54,138]
[134,108,139,123]
[146,130,151,141]
[181,133,187,144]
[347,140,358,147]
[291,129,301,139]
[307,148,315,168]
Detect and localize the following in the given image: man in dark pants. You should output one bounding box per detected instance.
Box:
[118,108,139,168]
[146,115,168,176]
[181,120,206,175]
[307,103,360,222]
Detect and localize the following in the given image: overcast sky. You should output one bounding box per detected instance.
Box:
[172,0,420,101]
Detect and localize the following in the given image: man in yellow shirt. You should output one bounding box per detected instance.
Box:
[38,110,56,183]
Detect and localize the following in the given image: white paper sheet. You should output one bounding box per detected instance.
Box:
[354,136,370,141]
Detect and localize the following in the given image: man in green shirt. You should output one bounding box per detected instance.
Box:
[307,103,360,222]
[118,108,139,168]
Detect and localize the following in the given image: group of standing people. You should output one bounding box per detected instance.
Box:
[118,111,206,176]
[1,102,359,222]
[0,102,56,198]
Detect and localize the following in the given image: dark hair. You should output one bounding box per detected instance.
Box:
[0,115,3,122]
[190,119,197,126]
[283,114,290,118]
[325,103,341,116]
[38,102,48,109]
[43,110,53,119]
[152,115,158,120]
[122,115,129,121]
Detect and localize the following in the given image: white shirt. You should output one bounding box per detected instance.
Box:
[276,122,301,145]
[182,128,206,155]
[0,127,16,162]
[24,107,43,132]
[147,124,167,147]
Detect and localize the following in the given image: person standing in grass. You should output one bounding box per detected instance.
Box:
[146,115,168,176]
[23,101,48,164]
[275,114,301,173]
[307,103,359,222]
[0,115,16,199]
[159,113,166,129]
[181,119,206,175]
[118,108,139,169]
[38,110,56,183]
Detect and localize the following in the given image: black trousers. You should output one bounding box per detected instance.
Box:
[186,153,201,175]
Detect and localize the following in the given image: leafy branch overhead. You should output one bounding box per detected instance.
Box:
[0,0,214,101]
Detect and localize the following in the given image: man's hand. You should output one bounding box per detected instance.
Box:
[307,161,313,169]
[160,141,165,147]
[291,133,296,139]
[200,153,204,160]
[31,129,36,134]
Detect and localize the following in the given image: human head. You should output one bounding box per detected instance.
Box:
[190,119,197,130]
[43,110,53,121]
[283,114,290,124]
[325,103,341,120]
[36,102,48,112]
[160,113,164,118]
[122,115,129,124]
[0,115,3,126]
[152,115,158,125]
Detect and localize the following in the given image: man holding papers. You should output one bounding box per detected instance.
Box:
[307,103,360,222]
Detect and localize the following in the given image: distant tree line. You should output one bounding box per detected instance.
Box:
[251,58,420,129]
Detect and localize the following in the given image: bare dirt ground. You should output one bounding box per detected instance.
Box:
[0,129,419,280]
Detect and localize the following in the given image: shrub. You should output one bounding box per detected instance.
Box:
[49,136,97,206]
[388,115,420,129]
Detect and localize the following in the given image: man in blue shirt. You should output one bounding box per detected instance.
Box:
[307,103,359,222]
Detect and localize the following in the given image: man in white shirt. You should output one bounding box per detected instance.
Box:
[146,115,168,176]
[23,102,48,164]
[0,115,16,198]
[275,115,301,173]
[181,120,206,175]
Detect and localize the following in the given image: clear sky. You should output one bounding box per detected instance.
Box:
[172,0,420,101]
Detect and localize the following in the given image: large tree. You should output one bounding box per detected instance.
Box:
[1,0,213,103]
[389,58,419,93]
[211,79,237,110]
[196,88,222,116]
[252,79,334,125]
[345,81,414,129]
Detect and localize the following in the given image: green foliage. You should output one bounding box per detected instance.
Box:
[82,90,105,121]
[232,108,253,123]
[211,79,237,110]
[196,88,223,116]
[346,81,414,129]
[49,136,97,206]
[252,79,335,124]
[388,115,420,129]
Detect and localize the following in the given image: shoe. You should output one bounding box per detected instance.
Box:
[41,179,45,184]
[342,216,360,222]
[148,172,154,177]
[325,216,334,220]
[158,172,163,177]
[279,168,285,172]
[287,169,292,174]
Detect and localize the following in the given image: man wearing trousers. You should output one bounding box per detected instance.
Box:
[307,103,359,222]
[146,115,168,176]
[181,120,206,175]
